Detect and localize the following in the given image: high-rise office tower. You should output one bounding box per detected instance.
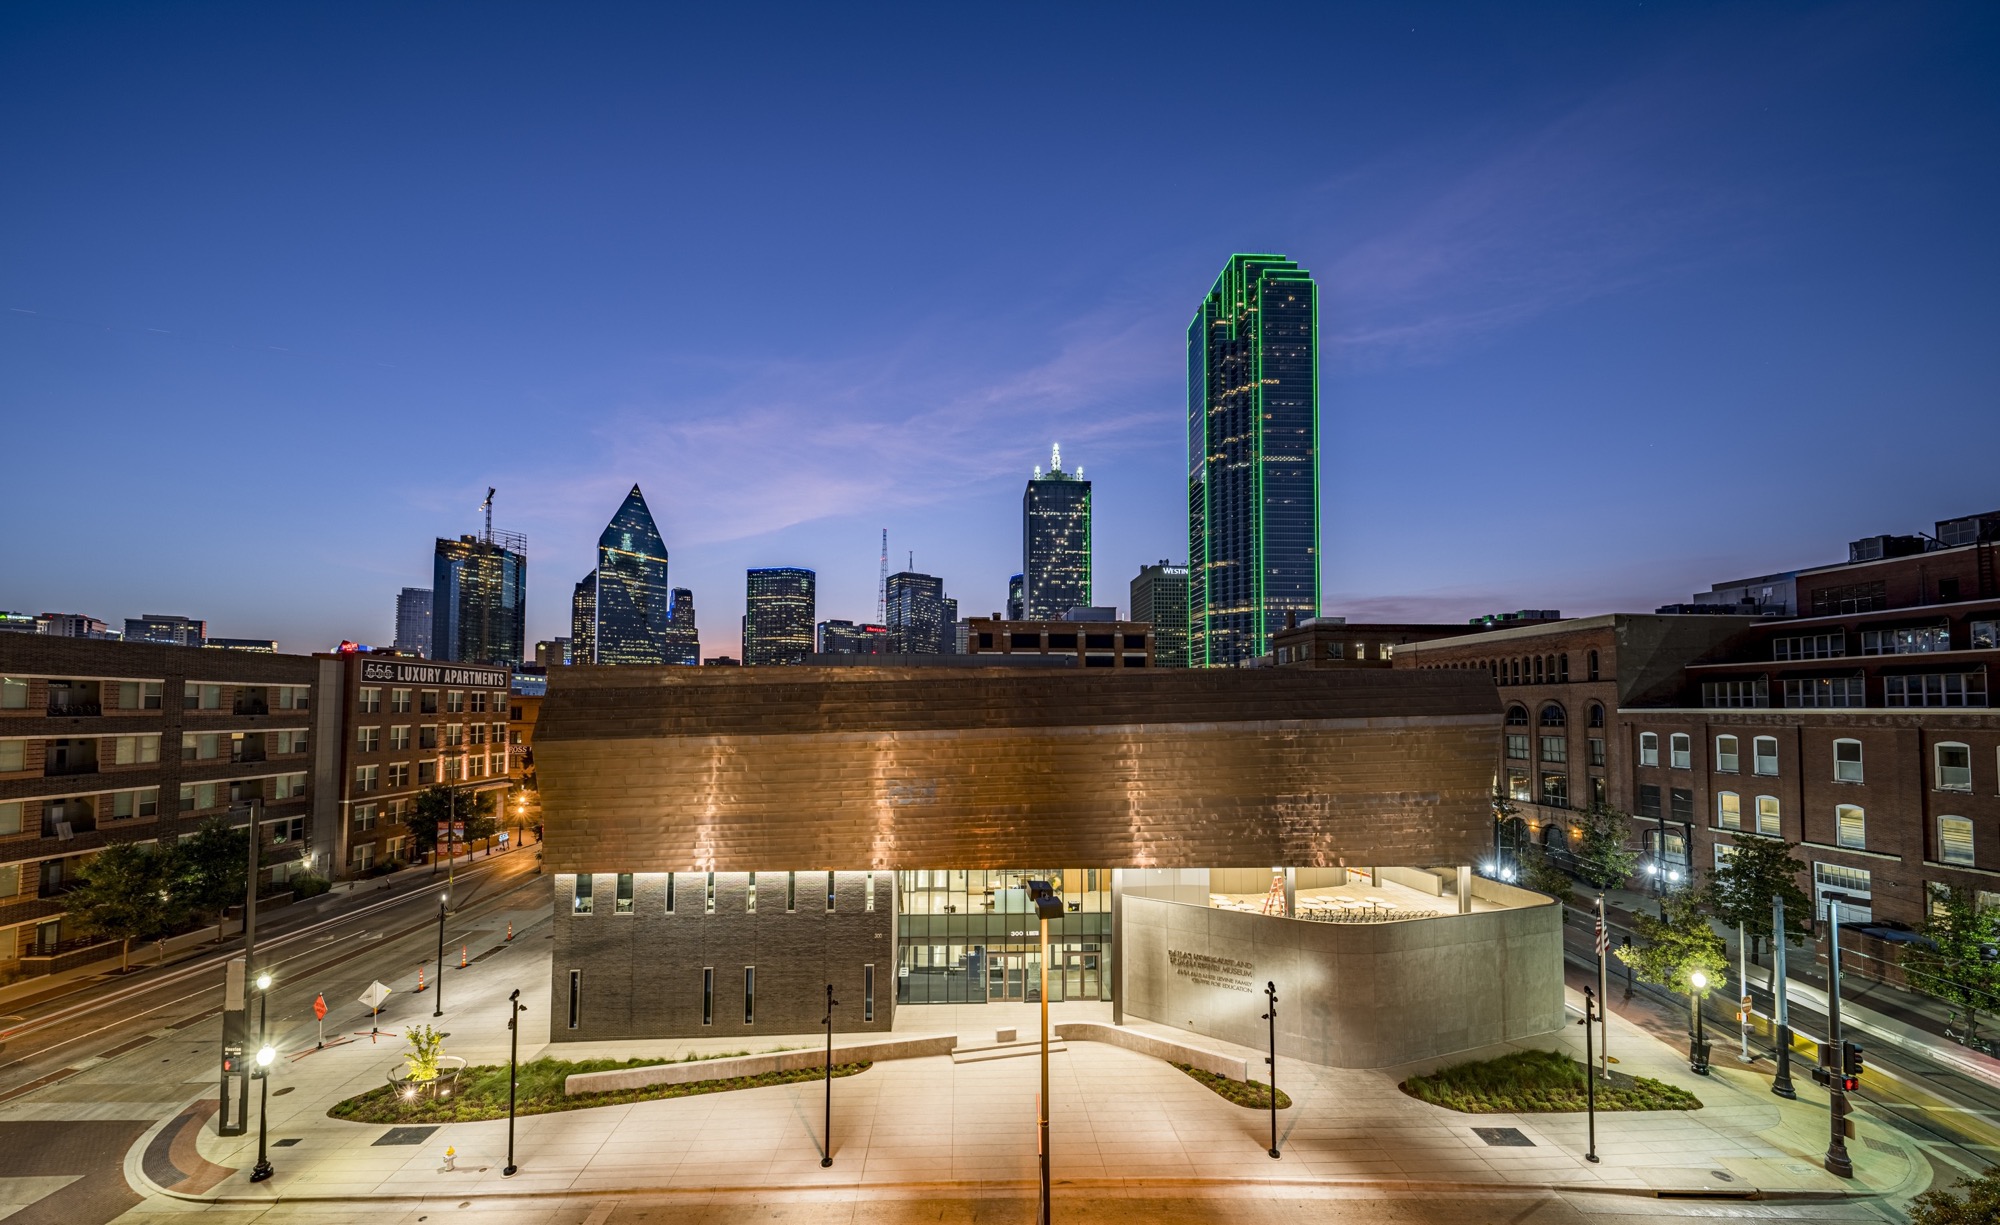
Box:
[592,484,675,664]
[124,614,206,647]
[744,568,816,666]
[1188,254,1319,667]
[433,532,527,667]
[664,588,700,665]
[1006,574,1024,620]
[1022,444,1091,619]
[885,571,953,655]
[394,587,433,657]
[1130,561,1192,668]
[818,620,889,655]
[571,572,598,665]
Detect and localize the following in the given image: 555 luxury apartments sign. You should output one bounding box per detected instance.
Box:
[359,659,510,689]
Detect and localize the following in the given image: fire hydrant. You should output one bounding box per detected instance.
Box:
[443,1145,456,1171]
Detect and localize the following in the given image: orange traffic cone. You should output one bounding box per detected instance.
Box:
[460,944,468,969]
[506,921,514,942]
[417,965,427,993]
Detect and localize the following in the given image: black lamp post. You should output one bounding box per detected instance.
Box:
[249,1042,275,1182]
[504,988,524,1177]
[1025,880,1064,1225]
[1688,970,1711,1075]
[433,893,448,1018]
[1579,986,1599,1163]
[254,970,272,1040]
[820,983,838,1168]
[1261,982,1281,1158]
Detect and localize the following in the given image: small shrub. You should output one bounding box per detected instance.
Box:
[289,873,332,899]
[1401,1049,1701,1114]
[1173,1063,1291,1109]
[403,1024,446,1082]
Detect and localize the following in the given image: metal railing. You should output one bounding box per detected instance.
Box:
[45,701,101,717]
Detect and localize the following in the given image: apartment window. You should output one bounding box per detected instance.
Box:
[113,735,161,765]
[1534,657,1545,684]
[1505,705,1529,727]
[864,964,876,1022]
[1834,738,1863,783]
[391,689,412,713]
[1508,771,1531,802]
[1588,703,1604,728]
[1587,650,1600,681]
[568,970,581,1030]
[747,871,757,913]
[1639,783,1662,820]
[180,782,218,812]
[1753,736,1779,776]
[1715,735,1739,773]
[390,725,410,751]
[0,801,19,836]
[469,724,485,746]
[357,726,380,753]
[1972,620,1999,650]
[1813,861,1873,920]
[610,872,633,914]
[446,690,465,713]
[277,685,310,710]
[0,741,19,773]
[1812,580,1886,616]
[420,691,439,714]
[137,787,159,818]
[354,764,379,793]
[1937,742,1974,791]
[1588,737,1605,767]
[744,967,756,1024]
[277,772,305,798]
[1774,632,1845,661]
[470,691,487,714]
[1940,816,1976,866]
[352,844,375,871]
[117,681,164,710]
[705,871,716,914]
[184,684,222,710]
[573,873,594,914]
[665,871,676,913]
[353,802,377,831]
[1591,776,1607,805]
[1540,704,1565,728]
[1668,733,1692,769]
[1541,773,1568,807]
[0,679,25,710]
[1540,735,1567,764]
[358,687,382,713]
[1704,678,1770,708]
[1640,733,1659,767]
[1756,795,1781,836]
[388,763,409,788]
[418,761,436,785]
[1862,624,1951,655]
[1506,734,1529,760]
[826,870,837,911]
[1671,787,1694,823]
[1557,653,1569,682]
[1837,804,1867,850]
[702,968,714,1026]
[1885,672,1988,707]
[1717,792,1742,829]
[787,870,797,911]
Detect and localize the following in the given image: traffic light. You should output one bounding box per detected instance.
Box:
[1841,1041,1864,1087]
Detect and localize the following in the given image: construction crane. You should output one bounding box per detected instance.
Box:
[877,529,888,624]
[481,488,496,543]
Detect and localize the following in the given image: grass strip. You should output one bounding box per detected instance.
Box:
[1400,1049,1701,1114]
[328,1054,869,1124]
[1173,1062,1291,1110]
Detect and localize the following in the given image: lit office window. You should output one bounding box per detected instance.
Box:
[572,874,593,915]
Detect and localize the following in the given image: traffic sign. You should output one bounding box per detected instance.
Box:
[312,993,328,1021]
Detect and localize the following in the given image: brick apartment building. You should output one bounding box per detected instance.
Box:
[1397,508,2000,934]
[963,616,1152,667]
[0,637,332,975]
[315,650,512,877]
[1264,617,1494,669]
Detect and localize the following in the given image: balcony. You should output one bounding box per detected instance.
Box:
[232,699,270,716]
[43,759,99,777]
[45,701,102,717]
[40,803,97,839]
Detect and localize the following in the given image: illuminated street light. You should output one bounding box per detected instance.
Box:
[250,1043,277,1182]
[1687,970,1711,1075]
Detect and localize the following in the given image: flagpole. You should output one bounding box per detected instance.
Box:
[1596,894,1610,1079]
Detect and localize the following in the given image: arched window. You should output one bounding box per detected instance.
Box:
[1505,704,1530,727]
[1558,653,1570,682]
[1534,656,1544,684]
[1716,791,1741,829]
[1588,702,1605,728]
[1510,659,1520,685]
[1539,703,1566,727]
[1753,736,1779,776]
[1755,795,1781,836]
[1833,738,1862,783]
[1715,735,1739,773]
[1587,649,1600,681]
[1836,804,1866,849]
[1539,822,1562,848]
[1670,733,1692,769]
[1940,815,1975,866]
[1640,732,1659,767]
[1937,742,1973,792]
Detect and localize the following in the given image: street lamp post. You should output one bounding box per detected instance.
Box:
[821,983,838,1168]
[1822,893,1855,1178]
[1261,981,1281,1159]
[254,970,272,1042]
[1026,880,1064,1225]
[249,1042,276,1182]
[1771,893,1796,1099]
[504,988,524,1177]
[1687,970,1711,1075]
[1579,985,1599,1163]
[433,893,448,1018]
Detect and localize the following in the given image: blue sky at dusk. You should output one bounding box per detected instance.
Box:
[5,3,1999,655]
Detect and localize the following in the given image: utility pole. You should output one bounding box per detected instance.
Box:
[1771,894,1795,1098]
[1818,893,1855,1178]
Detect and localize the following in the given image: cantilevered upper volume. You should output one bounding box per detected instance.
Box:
[591,484,675,665]
[1188,254,1320,668]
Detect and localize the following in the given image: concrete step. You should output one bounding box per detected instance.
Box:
[951,1040,1068,1064]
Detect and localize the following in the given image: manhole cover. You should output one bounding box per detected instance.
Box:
[274,1138,302,1148]
[374,1126,439,1146]
[1472,1127,1534,1147]
[1865,1138,1898,1154]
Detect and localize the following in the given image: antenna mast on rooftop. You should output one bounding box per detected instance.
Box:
[482,487,496,543]
[877,528,888,624]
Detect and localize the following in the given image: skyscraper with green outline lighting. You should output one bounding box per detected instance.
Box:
[1187,254,1319,667]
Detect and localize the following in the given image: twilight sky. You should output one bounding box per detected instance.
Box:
[5,3,1999,656]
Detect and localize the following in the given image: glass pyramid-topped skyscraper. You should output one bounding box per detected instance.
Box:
[590,484,676,665]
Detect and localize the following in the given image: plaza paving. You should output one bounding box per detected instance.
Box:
[77,906,1923,1209]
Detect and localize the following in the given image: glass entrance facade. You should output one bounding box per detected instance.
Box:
[896,868,1112,1004]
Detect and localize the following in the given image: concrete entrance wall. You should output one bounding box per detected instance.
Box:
[1118,885,1564,1068]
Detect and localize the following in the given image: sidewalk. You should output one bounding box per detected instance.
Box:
[109,927,1925,1207]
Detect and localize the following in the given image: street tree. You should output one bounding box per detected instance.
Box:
[408,785,497,868]
[1617,893,1727,998]
[1704,836,1812,979]
[169,817,248,944]
[1911,1166,2000,1225]
[1902,887,2000,1049]
[1519,845,1575,909]
[1573,801,1639,892]
[67,842,180,972]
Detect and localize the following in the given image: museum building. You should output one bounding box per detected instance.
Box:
[533,665,1565,1068]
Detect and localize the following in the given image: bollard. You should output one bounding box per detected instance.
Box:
[417,965,426,993]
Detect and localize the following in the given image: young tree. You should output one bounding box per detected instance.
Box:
[1573,801,1639,892]
[168,817,249,944]
[405,786,449,869]
[1911,1166,2000,1225]
[1704,836,1812,981]
[408,786,497,866]
[1519,845,1576,909]
[67,843,179,972]
[1617,893,1727,998]
[1902,888,2000,1048]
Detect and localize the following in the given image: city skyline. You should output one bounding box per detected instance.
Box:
[5,5,2000,658]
